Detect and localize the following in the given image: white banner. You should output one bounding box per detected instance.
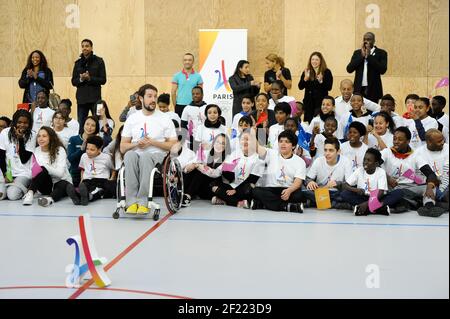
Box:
[199,29,247,127]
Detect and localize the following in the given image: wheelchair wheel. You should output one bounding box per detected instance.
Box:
[112,209,120,219]
[162,156,184,214]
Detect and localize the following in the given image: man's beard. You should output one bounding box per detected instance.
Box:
[144,103,156,112]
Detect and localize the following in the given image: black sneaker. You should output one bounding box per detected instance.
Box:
[417,205,446,218]
[181,194,191,207]
[66,184,80,205]
[251,199,264,210]
[332,202,353,210]
[79,183,89,206]
[353,205,368,216]
[90,187,105,201]
[288,203,304,213]
[390,205,409,214]
[375,205,390,216]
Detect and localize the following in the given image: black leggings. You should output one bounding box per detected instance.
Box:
[252,187,305,211]
[184,170,220,200]
[212,181,253,206]
[29,167,71,202]
[80,178,116,200]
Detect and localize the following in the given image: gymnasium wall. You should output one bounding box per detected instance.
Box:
[0,0,448,124]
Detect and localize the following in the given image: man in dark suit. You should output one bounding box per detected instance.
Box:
[71,39,107,133]
[346,32,387,104]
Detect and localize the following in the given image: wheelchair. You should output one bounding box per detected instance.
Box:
[112,154,184,221]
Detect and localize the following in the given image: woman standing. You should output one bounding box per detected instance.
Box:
[298,52,333,124]
[18,50,54,104]
[229,60,261,117]
[264,54,292,96]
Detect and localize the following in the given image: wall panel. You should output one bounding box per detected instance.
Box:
[13,0,79,77]
[428,0,449,76]
[79,0,145,76]
[285,0,356,78]
[355,0,428,77]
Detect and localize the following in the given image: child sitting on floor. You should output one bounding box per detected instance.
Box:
[66,135,115,205]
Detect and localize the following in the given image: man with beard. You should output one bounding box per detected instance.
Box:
[120,84,178,214]
[71,39,107,133]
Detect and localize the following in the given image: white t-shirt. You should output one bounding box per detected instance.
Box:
[66,119,80,137]
[79,152,113,180]
[337,112,371,139]
[194,124,227,150]
[0,128,36,178]
[340,142,368,172]
[176,141,197,170]
[181,104,207,138]
[367,132,394,150]
[346,167,388,194]
[311,134,340,159]
[405,117,439,150]
[268,123,285,149]
[33,107,55,132]
[307,156,353,188]
[54,127,73,148]
[122,110,177,155]
[163,111,181,126]
[307,114,338,134]
[391,113,405,129]
[263,149,306,187]
[227,151,264,188]
[381,148,420,185]
[437,113,449,129]
[268,95,296,111]
[335,95,380,118]
[414,143,449,181]
[102,139,123,170]
[34,146,72,184]
[231,112,252,130]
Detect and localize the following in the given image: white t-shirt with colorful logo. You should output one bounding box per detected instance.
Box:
[79,152,113,180]
[263,149,306,188]
[122,110,177,155]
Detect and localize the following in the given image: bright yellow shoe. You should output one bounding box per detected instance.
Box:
[136,205,149,215]
[126,203,139,214]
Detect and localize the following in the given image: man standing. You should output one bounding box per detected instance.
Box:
[171,53,203,118]
[120,84,177,214]
[71,39,107,133]
[346,32,387,104]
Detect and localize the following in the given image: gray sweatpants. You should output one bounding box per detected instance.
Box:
[395,183,436,206]
[5,176,31,200]
[124,150,166,207]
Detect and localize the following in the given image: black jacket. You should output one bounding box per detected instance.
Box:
[298,68,333,123]
[18,67,54,103]
[346,46,387,103]
[71,53,107,104]
[229,74,259,117]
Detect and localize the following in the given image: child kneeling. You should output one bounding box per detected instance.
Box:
[66,136,115,205]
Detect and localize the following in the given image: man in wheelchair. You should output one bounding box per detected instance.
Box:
[120,84,178,215]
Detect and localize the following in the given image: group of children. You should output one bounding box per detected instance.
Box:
[0,83,448,218]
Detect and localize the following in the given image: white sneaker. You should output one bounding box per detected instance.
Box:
[237,200,250,209]
[38,196,54,207]
[22,191,34,206]
[211,196,226,205]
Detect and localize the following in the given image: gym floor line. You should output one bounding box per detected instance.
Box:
[0,211,448,228]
